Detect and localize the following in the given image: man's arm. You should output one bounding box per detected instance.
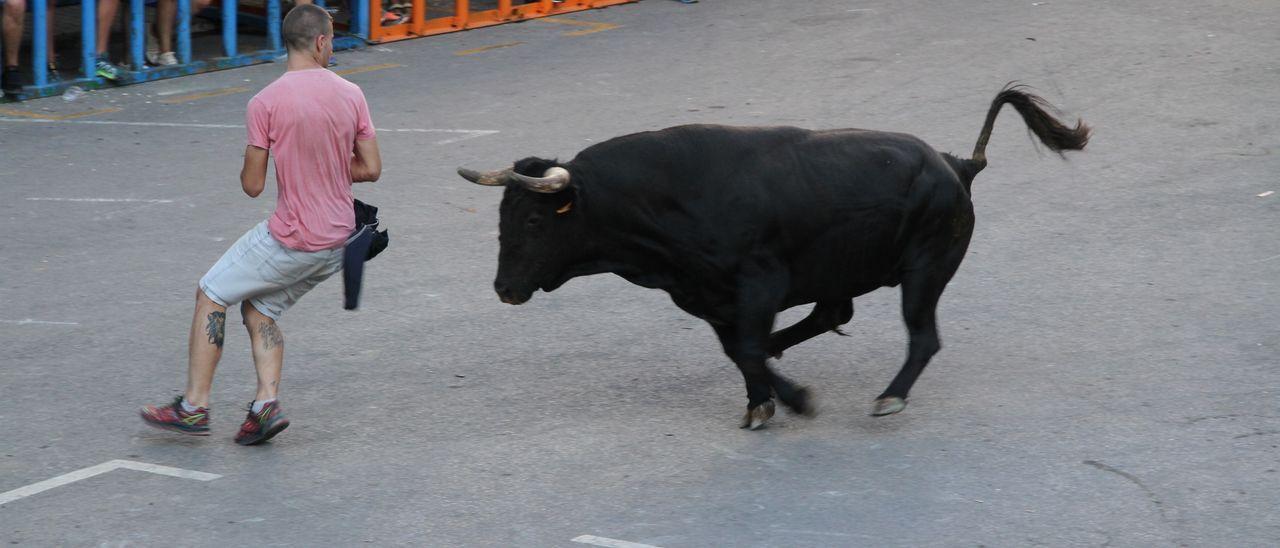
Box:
[241,145,269,197]
[351,137,382,183]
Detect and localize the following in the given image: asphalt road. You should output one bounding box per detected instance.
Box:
[2,1,1278,546]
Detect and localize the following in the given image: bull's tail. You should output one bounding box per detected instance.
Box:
[966,83,1090,178]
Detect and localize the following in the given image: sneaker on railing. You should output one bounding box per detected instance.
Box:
[147,25,160,65]
[1,66,24,93]
[155,52,179,66]
[95,57,123,81]
[381,10,405,26]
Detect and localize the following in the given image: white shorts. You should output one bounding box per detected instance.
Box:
[199,221,344,320]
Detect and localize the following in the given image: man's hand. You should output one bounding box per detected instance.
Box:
[241,146,269,197]
[351,137,382,183]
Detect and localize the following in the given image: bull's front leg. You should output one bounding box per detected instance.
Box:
[712,324,777,429]
[711,268,816,430]
[713,324,816,429]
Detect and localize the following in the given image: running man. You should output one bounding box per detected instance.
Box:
[140,4,381,445]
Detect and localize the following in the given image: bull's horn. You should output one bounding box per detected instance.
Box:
[457,167,511,186]
[510,167,571,194]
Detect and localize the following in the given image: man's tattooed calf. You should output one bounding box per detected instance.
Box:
[258,322,284,350]
[206,311,226,348]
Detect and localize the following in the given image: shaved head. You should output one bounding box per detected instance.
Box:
[282,4,332,53]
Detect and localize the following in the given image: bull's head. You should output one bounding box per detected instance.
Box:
[458,157,581,305]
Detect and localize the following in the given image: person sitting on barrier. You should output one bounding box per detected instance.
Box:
[93,0,124,79]
[139,3,381,445]
[381,0,406,26]
[149,0,324,67]
[91,0,190,76]
[1,0,60,92]
[148,0,215,66]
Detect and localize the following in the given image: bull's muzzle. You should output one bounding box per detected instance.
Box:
[494,281,531,305]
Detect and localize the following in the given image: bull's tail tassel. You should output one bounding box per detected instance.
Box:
[968,83,1091,177]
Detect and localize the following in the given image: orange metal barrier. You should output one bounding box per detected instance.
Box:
[368,0,633,43]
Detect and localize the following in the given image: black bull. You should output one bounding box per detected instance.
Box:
[459,85,1089,429]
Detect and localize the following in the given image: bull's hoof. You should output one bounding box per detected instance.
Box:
[740,400,776,430]
[781,386,817,418]
[870,396,907,416]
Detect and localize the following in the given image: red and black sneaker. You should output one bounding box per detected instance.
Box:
[234,400,290,446]
[140,396,210,435]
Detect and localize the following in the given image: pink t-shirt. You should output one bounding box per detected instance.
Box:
[246,68,376,251]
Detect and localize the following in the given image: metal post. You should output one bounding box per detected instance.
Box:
[82,0,97,80]
[129,0,144,70]
[355,0,369,40]
[178,0,192,64]
[267,0,281,52]
[363,0,376,40]
[130,0,144,70]
[454,0,468,28]
[222,0,237,57]
[410,0,423,29]
[32,0,48,87]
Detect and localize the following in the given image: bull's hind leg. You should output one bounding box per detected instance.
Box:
[873,231,971,416]
[767,300,854,359]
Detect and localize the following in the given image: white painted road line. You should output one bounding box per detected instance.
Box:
[0,461,121,506]
[382,128,496,134]
[572,535,663,548]
[0,118,243,129]
[0,459,221,506]
[110,460,222,481]
[0,319,80,326]
[26,197,175,204]
[384,128,500,145]
[0,118,499,145]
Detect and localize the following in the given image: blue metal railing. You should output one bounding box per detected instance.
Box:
[355,0,368,48]
[222,0,237,57]
[81,0,97,81]
[32,0,48,87]
[6,0,370,101]
[265,0,279,52]
[178,0,192,64]
[130,0,145,71]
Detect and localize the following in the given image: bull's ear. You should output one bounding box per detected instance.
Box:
[553,184,580,217]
